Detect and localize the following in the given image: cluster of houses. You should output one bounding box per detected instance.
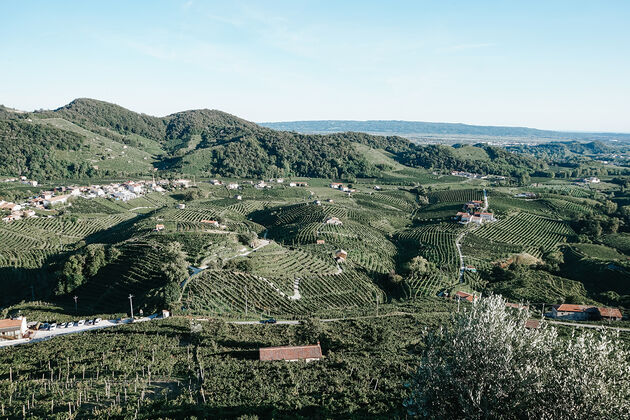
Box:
[451,171,506,181]
[2,175,39,187]
[549,304,623,321]
[213,179,309,190]
[329,182,356,193]
[0,178,197,223]
[0,201,36,222]
[454,200,495,225]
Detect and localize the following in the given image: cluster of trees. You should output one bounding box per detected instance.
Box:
[55,245,120,294]
[0,120,94,179]
[398,143,545,179]
[160,242,188,309]
[506,140,613,160]
[44,98,166,143]
[406,295,630,418]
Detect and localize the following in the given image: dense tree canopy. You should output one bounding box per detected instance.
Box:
[406,295,630,419]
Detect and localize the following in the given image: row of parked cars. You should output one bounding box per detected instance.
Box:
[40,318,103,331]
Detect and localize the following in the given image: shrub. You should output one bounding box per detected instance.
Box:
[405,295,630,419]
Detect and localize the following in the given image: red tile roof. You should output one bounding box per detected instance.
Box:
[597,307,623,318]
[0,318,23,330]
[259,343,322,361]
[554,304,592,313]
[524,319,540,329]
[455,291,475,302]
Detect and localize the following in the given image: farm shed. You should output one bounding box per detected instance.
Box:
[524,319,540,329]
[550,304,595,321]
[454,291,476,302]
[259,343,322,362]
[335,249,348,262]
[596,307,622,321]
[0,318,27,341]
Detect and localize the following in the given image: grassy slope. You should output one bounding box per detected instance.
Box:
[32,118,159,173]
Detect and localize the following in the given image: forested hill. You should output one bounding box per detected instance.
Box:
[0,98,554,180]
[260,120,630,142]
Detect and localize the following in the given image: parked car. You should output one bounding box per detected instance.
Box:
[260,318,277,324]
[49,323,57,330]
[59,322,67,328]
[94,318,102,324]
[77,319,86,326]
[40,323,49,330]
[86,319,93,326]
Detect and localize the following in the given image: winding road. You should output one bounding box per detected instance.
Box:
[455,189,488,283]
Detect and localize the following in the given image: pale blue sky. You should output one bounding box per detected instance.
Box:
[1,1,629,131]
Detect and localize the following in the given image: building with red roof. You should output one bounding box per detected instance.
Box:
[454,291,476,302]
[551,304,595,321]
[259,343,323,362]
[597,307,623,321]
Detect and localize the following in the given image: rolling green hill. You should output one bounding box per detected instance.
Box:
[0,98,559,180]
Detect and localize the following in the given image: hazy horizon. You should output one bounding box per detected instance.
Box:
[1,1,629,132]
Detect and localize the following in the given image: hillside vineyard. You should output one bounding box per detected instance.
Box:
[1,99,629,418]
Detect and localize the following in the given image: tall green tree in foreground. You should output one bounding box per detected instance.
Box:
[405,295,630,419]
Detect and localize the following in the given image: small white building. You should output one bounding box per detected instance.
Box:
[126,183,143,194]
[177,203,186,209]
[173,179,192,188]
[0,318,27,341]
[227,183,239,190]
[44,195,69,207]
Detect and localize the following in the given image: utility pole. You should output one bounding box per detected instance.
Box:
[128,294,134,318]
[73,296,78,312]
[457,298,460,313]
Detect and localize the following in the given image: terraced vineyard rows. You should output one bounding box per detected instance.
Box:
[428,189,483,204]
[247,243,338,277]
[74,241,169,313]
[298,271,386,310]
[185,270,306,316]
[0,214,136,251]
[185,267,384,317]
[353,192,415,211]
[398,224,463,274]
[467,212,575,257]
[404,273,452,298]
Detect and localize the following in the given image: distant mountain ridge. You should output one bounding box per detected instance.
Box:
[259,120,630,142]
